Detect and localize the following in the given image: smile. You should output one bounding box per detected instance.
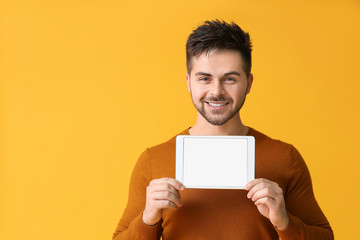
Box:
[206,102,229,108]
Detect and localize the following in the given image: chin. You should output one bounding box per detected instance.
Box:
[204,115,233,126]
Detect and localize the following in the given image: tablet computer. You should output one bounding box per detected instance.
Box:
[176,135,255,189]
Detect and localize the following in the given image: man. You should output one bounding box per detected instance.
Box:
[113,20,333,239]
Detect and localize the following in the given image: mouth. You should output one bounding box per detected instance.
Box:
[206,101,229,109]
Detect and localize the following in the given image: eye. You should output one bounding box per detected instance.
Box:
[199,77,209,81]
[224,77,236,82]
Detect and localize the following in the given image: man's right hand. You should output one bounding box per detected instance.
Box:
[142,177,185,225]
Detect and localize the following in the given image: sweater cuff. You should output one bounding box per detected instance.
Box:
[128,212,161,238]
[275,213,302,239]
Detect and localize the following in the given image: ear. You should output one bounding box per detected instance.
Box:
[185,73,191,93]
[246,73,253,94]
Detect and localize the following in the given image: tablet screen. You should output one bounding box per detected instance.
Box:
[176,135,255,189]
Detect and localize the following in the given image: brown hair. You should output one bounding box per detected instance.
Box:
[186,19,252,78]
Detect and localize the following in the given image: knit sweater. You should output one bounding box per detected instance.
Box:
[113,127,333,239]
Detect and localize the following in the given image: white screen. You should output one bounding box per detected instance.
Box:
[182,137,248,187]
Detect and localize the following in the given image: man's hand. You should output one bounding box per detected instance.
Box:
[245,178,289,230]
[142,177,185,226]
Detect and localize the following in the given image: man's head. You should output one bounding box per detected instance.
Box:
[186,19,252,78]
[185,20,253,127]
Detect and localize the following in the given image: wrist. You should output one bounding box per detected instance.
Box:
[275,214,289,230]
[142,210,158,226]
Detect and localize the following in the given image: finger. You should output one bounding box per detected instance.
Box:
[250,187,277,203]
[154,199,178,209]
[254,196,277,208]
[166,178,185,191]
[150,177,185,191]
[148,183,182,201]
[246,179,281,199]
[150,191,182,207]
[245,178,270,190]
[148,182,182,198]
[246,180,273,199]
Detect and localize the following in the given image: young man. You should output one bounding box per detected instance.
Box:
[113,20,333,239]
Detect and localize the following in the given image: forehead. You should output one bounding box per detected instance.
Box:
[190,49,245,75]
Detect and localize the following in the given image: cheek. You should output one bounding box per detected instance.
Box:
[190,84,208,100]
[226,87,246,101]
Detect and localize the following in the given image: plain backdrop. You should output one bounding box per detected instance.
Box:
[1,0,359,239]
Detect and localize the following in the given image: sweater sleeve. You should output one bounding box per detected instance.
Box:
[112,149,162,240]
[276,146,334,240]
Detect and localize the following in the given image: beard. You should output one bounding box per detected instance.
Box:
[191,94,247,126]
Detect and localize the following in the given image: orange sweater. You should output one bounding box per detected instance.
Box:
[113,127,333,239]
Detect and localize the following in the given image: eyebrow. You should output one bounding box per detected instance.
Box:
[194,71,241,77]
[224,71,241,77]
[195,71,212,77]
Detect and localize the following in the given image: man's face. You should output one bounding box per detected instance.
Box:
[186,49,253,126]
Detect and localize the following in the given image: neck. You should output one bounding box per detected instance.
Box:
[189,113,248,136]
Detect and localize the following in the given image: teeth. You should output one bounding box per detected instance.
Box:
[208,102,226,107]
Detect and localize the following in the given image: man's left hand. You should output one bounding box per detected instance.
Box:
[245,178,289,230]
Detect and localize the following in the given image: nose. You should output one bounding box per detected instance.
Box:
[209,80,225,97]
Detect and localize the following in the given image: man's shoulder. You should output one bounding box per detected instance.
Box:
[249,127,294,154]
[146,128,189,156]
[249,127,304,185]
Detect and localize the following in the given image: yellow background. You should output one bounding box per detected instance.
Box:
[1,0,359,239]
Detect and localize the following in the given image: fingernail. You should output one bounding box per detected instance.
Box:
[180,185,185,190]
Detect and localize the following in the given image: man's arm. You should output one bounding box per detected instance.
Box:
[112,149,162,240]
[246,178,289,229]
[246,146,334,240]
[112,150,184,240]
[143,178,184,225]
